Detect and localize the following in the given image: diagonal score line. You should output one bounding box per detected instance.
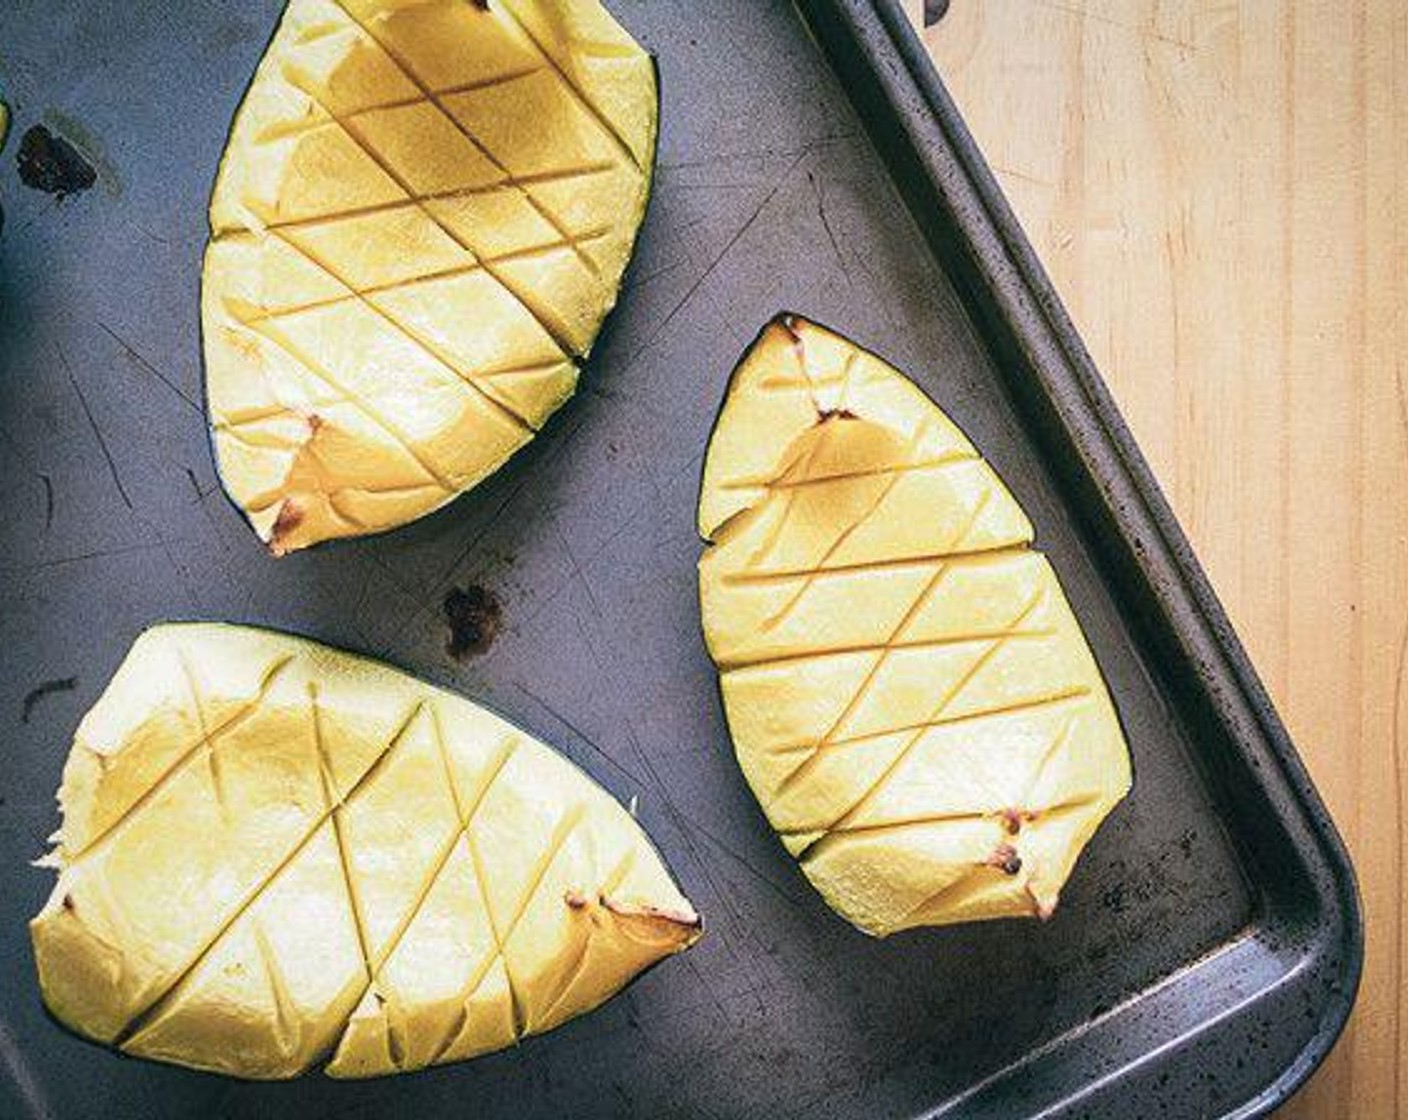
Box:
[764,564,953,806]
[491,0,643,173]
[328,0,615,279]
[243,481,447,534]
[113,699,430,1048]
[800,785,1106,847]
[786,712,1091,860]
[720,625,1055,674]
[534,846,637,1030]
[766,688,1093,756]
[216,399,340,427]
[737,431,828,566]
[890,862,991,929]
[724,543,1029,585]
[252,918,300,1057]
[778,347,859,414]
[765,488,994,803]
[259,226,537,435]
[880,722,1093,933]
[476,803,586,1034]
[1018,713,1078,808]
[320,730,522,1072]
[215,395,348,432]
[68,654,298,862]
[794,590,1050,857]
[832,350,859,414]
[263,62,547,141]
[786,806,995,845]
[417,800,586,1067]
[718,451,978,492]
[757,419,942,635]
[238,226,614,328]
[176,654,232,828]
[477,355,577,380]
[228,161,621,237]
[411,721,521,1068]
[277,71,581,359]
[233,311,454,490]
[324,491,374,533]
[309,682,375,985]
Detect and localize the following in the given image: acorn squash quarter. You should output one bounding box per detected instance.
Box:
[202,0,657,554]
[30,624,699,1080]
[698,315,1132,937]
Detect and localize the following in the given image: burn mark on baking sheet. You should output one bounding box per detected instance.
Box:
[17,125,96,199]
[443,584,502,659]
[21,677,77,724]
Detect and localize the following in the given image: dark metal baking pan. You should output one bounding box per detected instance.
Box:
[0,1,1361,1117]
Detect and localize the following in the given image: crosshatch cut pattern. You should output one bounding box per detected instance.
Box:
[699,317,1132,937]
[202,0,657,553]
[30,625,700,1080]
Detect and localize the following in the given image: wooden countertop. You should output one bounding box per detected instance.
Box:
[908,2,1406,1115]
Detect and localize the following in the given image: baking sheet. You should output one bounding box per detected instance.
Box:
[0,1,1359,1117]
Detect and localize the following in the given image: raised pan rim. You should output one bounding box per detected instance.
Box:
[800,1,1365,1116]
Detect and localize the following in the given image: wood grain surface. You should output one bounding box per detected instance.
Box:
[905,2,1407,1115]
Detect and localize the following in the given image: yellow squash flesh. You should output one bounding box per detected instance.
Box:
[30,624,699,1079]
[202,0,657,553]
[698,315,1132,937]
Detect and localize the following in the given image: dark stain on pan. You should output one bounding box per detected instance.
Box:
[443,584,502,659]
[17,125,96,198]
[21,677,77,724]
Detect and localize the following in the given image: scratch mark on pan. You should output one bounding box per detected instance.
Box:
[96,322,202,414]
[655,133,856,173]
[21,677,77,724]
[807,169,846,271]
[509,681,646,789]
[155,535,205,614]
[551,512,607,623]
[38,472,54,530]
[631,150,808,362]
[60,343,133,510]
[619,713,753,988]
[0,1020,55,1120]
[434,413,587,588]
[3,541,170,574]
[680,814,809,911]
[508,684,809,926]
[622,256,686,293]
[364,550,426,607]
